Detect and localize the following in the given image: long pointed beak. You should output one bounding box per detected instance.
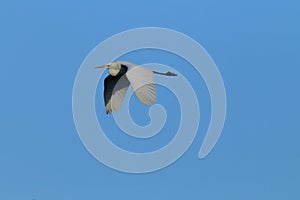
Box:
[95,65,108,69]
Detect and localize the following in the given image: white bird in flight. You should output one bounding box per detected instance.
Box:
[96,61,177,114]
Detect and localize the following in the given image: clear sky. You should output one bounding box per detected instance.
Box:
[1,0,299,199]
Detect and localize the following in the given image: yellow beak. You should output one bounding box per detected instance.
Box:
[95,65,108,69]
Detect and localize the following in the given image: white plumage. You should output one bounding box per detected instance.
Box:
[96,61,176,114]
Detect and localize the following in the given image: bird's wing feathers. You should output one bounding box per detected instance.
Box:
[126,66,156,105]
[104,75,130,114]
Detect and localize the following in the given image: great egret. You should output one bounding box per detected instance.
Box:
[96,61,177,114]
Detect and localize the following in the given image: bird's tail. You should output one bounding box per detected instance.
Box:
[153,71,177,76]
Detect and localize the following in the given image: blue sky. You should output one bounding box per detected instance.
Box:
[1,0,300,199]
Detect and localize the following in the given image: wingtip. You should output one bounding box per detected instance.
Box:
[106,109,112,114]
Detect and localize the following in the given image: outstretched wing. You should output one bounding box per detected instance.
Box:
[126,66,156,105]
[104,75,130,114]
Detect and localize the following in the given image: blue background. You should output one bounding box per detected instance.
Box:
[1,0,299,199]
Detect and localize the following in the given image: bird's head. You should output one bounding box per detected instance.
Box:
[96,62,121,76]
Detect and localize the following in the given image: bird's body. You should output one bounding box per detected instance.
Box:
[96,61,176,114]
